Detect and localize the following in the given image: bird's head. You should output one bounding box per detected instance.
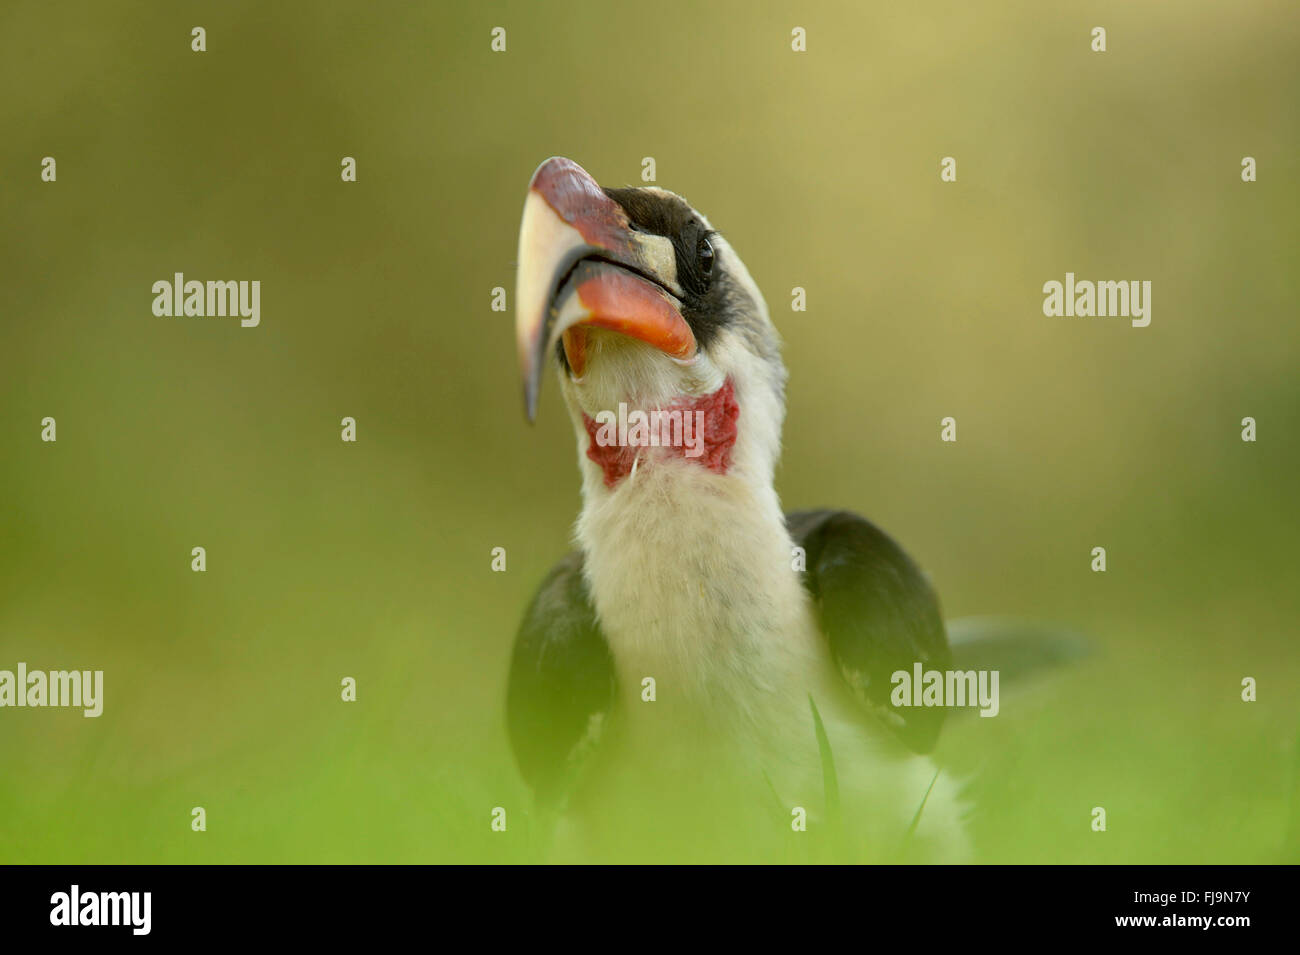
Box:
[514,157,786,496]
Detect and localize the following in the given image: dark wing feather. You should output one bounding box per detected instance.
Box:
[506,551,615,807]
[787,509,951,753]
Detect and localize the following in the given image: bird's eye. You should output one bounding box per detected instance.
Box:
[698,236,715,276]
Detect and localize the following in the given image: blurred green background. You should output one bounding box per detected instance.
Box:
[1,0,1297,863]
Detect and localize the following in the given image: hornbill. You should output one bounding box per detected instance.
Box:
[505,157,1069,861]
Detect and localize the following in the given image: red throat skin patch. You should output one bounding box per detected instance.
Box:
[581,379,740,488]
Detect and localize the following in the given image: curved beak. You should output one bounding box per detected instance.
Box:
[514,157,696,421]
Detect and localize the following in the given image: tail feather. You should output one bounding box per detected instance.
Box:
[947,616,1091,686]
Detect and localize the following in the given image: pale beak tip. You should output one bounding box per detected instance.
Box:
[524,384,539,423]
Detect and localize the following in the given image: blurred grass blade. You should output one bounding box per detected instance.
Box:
[899,769,941,860]
[808,694,840,824]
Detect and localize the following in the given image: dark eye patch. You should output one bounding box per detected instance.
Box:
[673,222,716,296]
[603,186,731,350]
